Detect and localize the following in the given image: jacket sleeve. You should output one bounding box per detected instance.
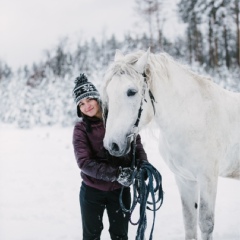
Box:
[72,123,119,182]
[135,134,148,161]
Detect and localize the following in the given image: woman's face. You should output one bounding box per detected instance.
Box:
[79,98,102,118]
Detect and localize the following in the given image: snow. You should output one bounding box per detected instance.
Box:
[0,125,239,240]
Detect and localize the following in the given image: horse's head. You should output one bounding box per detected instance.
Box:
[102,49,155,156]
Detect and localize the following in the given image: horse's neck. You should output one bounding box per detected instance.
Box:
[152,60,194,100]
[157,59,199,94]
[150,58,208,129]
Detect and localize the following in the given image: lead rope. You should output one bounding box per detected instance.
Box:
[119,71,163,239]
[119,134,164,240]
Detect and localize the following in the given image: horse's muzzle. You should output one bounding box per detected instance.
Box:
[105,135,133,157]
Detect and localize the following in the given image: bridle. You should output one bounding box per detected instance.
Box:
[127,71,156,169]
[127,71,156,146]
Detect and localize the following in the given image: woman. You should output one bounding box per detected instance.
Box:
[72,73,148,240]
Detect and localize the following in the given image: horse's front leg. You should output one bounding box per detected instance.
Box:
[198,174,218,240]
[175,175,198,240]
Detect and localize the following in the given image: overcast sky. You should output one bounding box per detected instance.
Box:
[0,0,180,70]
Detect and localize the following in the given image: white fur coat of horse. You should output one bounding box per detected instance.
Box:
[102,49,240,240]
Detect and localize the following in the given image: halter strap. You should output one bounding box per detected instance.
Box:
[134,72,156,128]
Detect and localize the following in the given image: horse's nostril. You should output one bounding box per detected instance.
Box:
[112,142,119,152]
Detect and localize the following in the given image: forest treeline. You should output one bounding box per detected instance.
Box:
[0,0,239,128]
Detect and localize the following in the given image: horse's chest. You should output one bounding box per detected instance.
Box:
[158,134,198,180]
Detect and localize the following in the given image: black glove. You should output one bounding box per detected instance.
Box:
[117,167,134,187]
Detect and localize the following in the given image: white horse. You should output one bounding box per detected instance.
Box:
[102,49,240,240]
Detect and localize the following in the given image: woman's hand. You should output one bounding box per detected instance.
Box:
[117,167,134,187]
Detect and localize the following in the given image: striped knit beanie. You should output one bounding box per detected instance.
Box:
[73,73,100,117]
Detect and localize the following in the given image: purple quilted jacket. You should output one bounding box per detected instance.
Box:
[72,118,148,191]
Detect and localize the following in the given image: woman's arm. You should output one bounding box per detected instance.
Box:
[72,123,119,182]
[135,134,148,161]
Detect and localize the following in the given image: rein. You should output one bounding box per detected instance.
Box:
[120,73,163,240]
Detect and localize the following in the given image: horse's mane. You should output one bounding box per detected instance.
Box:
[147,51,212,84]
[158,52,212,82]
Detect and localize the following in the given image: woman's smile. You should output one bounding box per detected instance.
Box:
[79,98,102,118]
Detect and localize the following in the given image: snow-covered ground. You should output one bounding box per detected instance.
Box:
[0,125,239,240]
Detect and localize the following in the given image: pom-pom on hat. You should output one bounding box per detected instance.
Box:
[72,73,100,117]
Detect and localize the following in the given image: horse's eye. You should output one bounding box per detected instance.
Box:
[127,89,137,97]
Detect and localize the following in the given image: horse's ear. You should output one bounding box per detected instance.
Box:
[134,48,150,74]
[114,49,124,61]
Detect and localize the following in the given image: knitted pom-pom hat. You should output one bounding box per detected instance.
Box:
[72,73,100,117]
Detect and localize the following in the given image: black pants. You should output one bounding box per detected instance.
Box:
[79,182,131,240]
